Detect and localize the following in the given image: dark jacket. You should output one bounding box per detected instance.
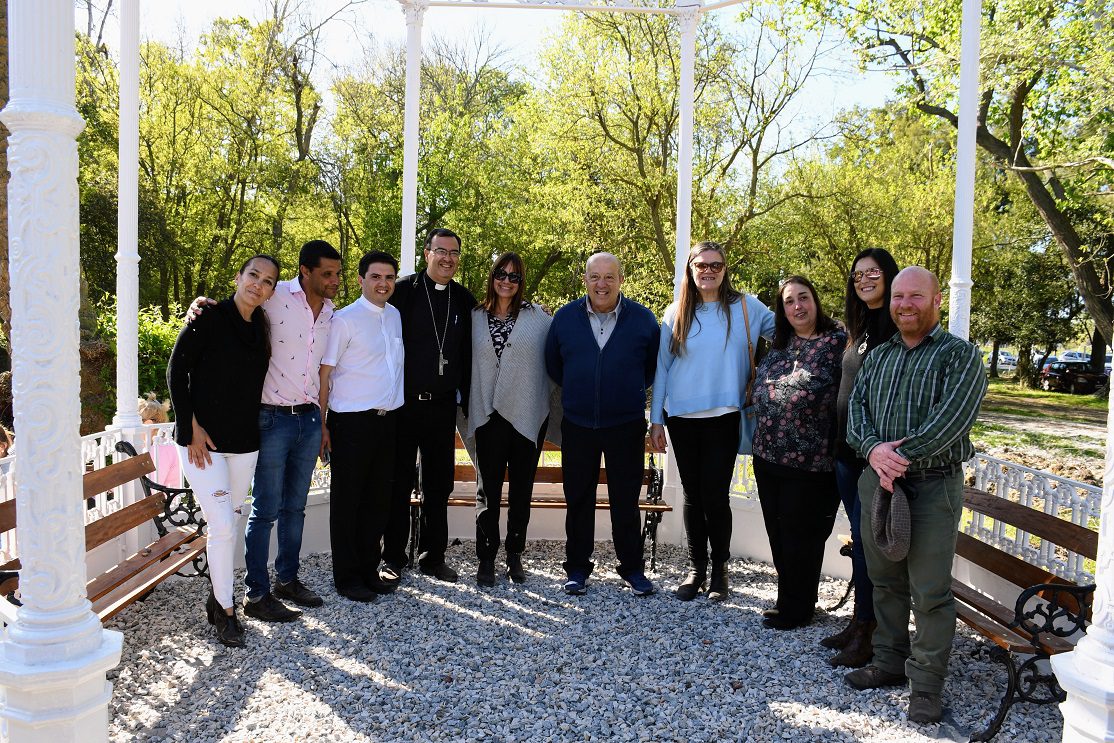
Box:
[389,270,476,414]
[545,296,659,429]
[167,299,269,453]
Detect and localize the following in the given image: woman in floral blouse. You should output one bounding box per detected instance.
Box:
[752,275,847,630]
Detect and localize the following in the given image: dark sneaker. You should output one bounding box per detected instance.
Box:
[908,691,943,724]
[242,593,302,623]
[274,578,324,607]
[419,562,459,583]
[365,576,399,595]
[844,665,907,691]
[624,572,656,597]
[563,572,588,596]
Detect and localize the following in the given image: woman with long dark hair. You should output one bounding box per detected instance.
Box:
[822,248,901,666]
[752,275,847,630]
[462,252,559,587]
[650,241,774,601]
[167,254,279,648]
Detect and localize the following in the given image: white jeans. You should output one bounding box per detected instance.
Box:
[178,447,259,610]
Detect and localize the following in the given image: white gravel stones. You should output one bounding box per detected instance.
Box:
[105,542,1064,742]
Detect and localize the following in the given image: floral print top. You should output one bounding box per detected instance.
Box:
[487,302,530,359]
[752,326,847,473]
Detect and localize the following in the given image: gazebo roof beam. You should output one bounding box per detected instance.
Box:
[424,0,745,14]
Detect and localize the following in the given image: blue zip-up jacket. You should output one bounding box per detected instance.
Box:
[545,296,660,429]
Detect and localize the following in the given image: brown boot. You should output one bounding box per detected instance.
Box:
[820,616,858,649]
[829,620,875,668]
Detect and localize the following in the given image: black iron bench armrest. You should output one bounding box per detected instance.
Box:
[1011,582,1095,643]
[114,441,203,535]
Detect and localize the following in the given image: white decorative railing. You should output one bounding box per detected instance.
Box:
[730,451,1101,585]
[966,452,1100,584]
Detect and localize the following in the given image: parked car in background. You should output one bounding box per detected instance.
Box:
[993,351,1017,372]
[1060,350,1089,363]
[1040,361,1107,394]
[1105,355,1111,375]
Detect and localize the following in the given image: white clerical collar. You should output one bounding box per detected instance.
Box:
[357,295,386,313]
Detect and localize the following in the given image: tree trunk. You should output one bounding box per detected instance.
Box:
[1090,326,1106,374]
[988,338,1001,378]
[1016,342,1035,388]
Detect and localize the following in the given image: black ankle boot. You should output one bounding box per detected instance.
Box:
[707,562,729,602]
[476,559,496,587]
[205,590,220,625]
[212,605,246,648]
[506,553,526,583]
[674,562,707,601]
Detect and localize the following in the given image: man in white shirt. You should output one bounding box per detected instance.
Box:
[319,251,405,602]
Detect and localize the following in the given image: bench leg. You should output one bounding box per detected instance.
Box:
[973,647,1065,741]
[640,512,662,573]
[408,504,420,569]
[826,579,854,613]
[973,647,1020,742]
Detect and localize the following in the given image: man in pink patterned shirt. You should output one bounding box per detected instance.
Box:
[242,241,341,621]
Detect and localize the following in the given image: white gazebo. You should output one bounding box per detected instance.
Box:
[0,0,1112,740]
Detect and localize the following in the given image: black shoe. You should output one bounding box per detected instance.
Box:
[420,562,459,583]
[365,576,399,595]
[844,664,907,691]
[337,584,377,603]
[274,578,324,608]
[476,559,496,587]
[212,606,246,648]
[379,563,403,583]
[242,593,302,623]
[762,614,810,631]
[205,590,220,625]
[674,567,707,602]
[506,553,527,583]
[908,691,943,723]
[707,562,729,602]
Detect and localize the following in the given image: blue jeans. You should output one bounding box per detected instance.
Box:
[244,407,322,600]
[835,456,875,621]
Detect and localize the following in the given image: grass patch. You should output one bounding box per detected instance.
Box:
[985,377,1108,412]
[970,420,1106,459]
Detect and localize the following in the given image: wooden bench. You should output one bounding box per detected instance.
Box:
[409,434,670,570]
[0,440,206,623]
[954,485,1096,741]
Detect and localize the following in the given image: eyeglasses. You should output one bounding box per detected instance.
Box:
[851,267,883,284]
[430,247,461,259]
[692,261,725,273]
[493,268,523,284]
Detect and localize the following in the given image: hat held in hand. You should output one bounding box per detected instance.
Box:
[871,480,911,561]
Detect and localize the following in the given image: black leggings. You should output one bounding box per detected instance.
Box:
[665,411,740,566]
[474,413,545,560]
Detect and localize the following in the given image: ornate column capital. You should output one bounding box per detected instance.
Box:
[400,0,429,27]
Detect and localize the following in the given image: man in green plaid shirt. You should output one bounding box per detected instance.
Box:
[844,266,987,725]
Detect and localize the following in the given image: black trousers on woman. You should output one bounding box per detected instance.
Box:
[474,412,546,560]
[327,408,397,591]
[665,411,740,566]
[752,455,841,623]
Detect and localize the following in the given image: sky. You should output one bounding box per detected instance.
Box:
[89,0,895,132]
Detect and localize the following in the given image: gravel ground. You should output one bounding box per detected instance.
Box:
[106,542,1064,742]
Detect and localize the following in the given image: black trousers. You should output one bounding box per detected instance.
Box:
[561,418,646,579]
[665,411,740,566]
[475,413,546,560]
[753,455,841,623]
[384,398,457,569]
[327,408,397,591]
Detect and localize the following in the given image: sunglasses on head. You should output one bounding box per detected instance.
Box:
[494,268,523,284]
[692,261,725,273]
[851,267,883,283]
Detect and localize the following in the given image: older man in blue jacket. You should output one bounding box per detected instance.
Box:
[545,252,660,596]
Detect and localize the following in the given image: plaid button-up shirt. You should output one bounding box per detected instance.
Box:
[847,323,987,469]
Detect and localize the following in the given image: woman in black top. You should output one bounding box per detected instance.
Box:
[167,254,279,648]
[822,247,900,666]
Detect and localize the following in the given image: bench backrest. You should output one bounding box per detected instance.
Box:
[450,433,657,485]
[959,486,1097,613]
[0,452,157,561]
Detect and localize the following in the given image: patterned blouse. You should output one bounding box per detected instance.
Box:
[487,302,529,359]
[752,326,847,473]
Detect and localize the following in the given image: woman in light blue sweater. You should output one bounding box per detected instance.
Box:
[650,241,775,601]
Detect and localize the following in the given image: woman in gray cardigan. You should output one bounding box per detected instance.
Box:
[463,252,560,587]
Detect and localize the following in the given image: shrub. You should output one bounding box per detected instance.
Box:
[96,298,184,416]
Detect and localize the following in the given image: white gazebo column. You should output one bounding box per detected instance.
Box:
[946,0,981,340]
[1051,387,1114,741]
[112,0,142,430]
[0,2,123,741]
[398,0,427,275]
[671,2,701,299]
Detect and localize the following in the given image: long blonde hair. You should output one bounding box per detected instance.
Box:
[671,241,741,357]
[137,392,170,423]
